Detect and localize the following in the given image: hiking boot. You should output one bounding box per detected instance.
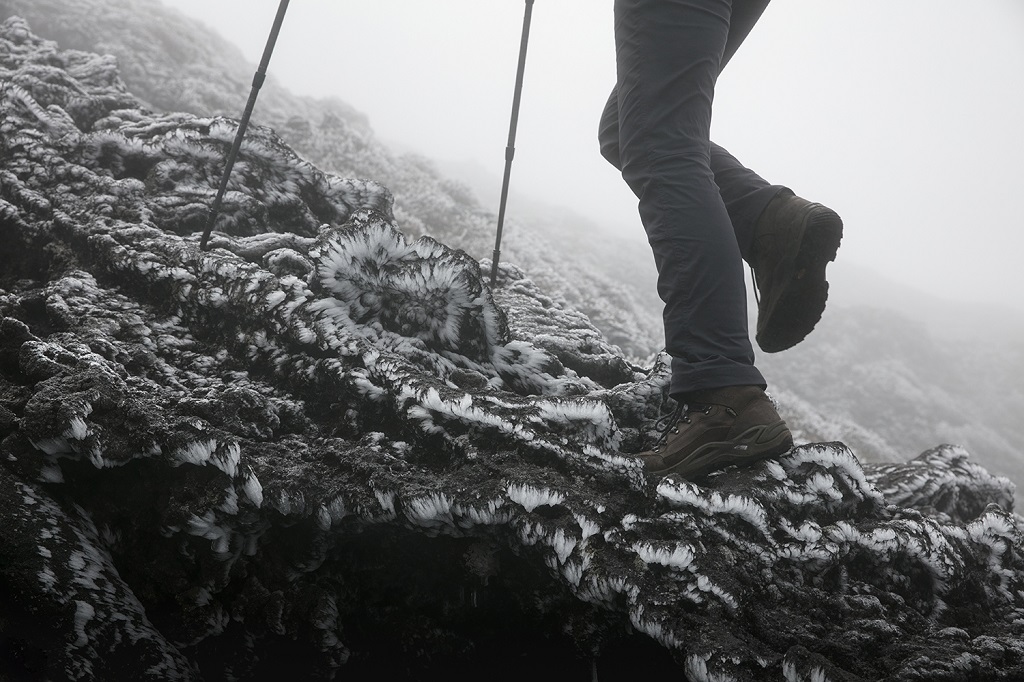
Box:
[638,385,793,479]
[752,192,843,353]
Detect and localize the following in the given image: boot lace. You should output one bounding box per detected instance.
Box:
[650,402,712,453]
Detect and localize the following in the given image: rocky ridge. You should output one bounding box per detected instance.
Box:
[2,16,1024,681]
[0,0,666,363]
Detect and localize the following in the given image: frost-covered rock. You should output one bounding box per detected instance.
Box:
[2,17,1024,682]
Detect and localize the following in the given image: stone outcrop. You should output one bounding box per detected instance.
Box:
[2,17,1024,681]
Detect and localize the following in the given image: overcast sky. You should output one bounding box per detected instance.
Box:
[161,0,1024,314]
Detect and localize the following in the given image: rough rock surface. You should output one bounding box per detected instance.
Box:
[2,17,1024,681]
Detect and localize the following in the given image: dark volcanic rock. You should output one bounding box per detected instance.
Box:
[2,16,1024,682]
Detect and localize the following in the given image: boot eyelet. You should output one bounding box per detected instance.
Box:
[653,447,661,453]
[670,427,679,434]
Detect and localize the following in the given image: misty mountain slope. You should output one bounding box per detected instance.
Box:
[4,20,1024,680]
[829,260,1024,342]
[0,0,370,130]
[762,302,1024,496]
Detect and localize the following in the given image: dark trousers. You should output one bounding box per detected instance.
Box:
[599,0,787,396]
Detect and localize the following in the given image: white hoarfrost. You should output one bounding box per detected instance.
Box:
[72,600,95,647]
[783,659,831,682]
[633,542,696,571]
[657,478,769,537]
[405,493,454,529]
[452,498,510,528]
[630,604,683,650]
[686,653,740,682]
[32,437,74,455]
[241,467,264,507]
[536,399,614,440]
[507,483,565,512]
[173,439,217,467]
[325,495,348,524]
[210,441,241,478]
[64,416,90,441]
[550,528,577,565]
[187,511,232,555]
[316,505,332,531]
[373,488,397,517]
[781,444,884,506]
[409,388,526,438]
[574,513,601,540]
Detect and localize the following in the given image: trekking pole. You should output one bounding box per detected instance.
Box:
[489,0,536,287]
[200,0,291,250]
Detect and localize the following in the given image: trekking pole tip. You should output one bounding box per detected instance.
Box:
[490,249,501,286]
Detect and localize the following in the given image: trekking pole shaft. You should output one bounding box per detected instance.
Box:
[200,0,291,250]
[490,0,535,287]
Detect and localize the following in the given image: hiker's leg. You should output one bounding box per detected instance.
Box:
[613,0,763,395]
[600,0,773,164]
[722,0,771,68]
[713,0,792,259]
[600,0,785,263]
[711,143,789,261]
[598,90,621,168]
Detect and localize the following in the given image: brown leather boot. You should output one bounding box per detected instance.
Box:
[639,386,793,479]
[752,192,843,353]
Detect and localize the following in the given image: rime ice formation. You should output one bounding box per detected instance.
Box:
[2,17,1024,682]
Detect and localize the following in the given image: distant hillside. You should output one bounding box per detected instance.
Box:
[763,298,1024,491]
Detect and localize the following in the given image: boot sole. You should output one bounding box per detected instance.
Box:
[756,206,843,353]
[645,421,793,479]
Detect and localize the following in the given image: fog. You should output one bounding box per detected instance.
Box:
[162,0,1024,315]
